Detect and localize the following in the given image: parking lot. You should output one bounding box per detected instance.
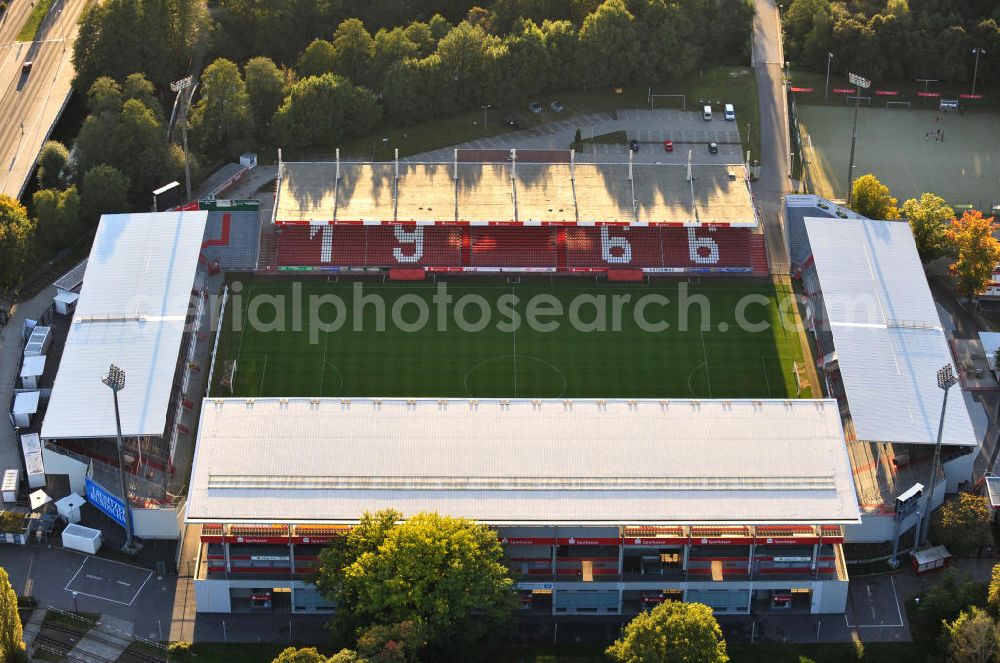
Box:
[845,574,905,631]
[65,555,153,606]
[407,109,745,164]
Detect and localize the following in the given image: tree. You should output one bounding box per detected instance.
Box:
[316,510,517,659]
[245,57,287,135]
[81,165,131,224]
[370,27,419,88]
[122,73,163,121]
[330,18,375,84]
[946,211,1000,298]
[35,140,70,190]
[911,569,988,651]
[931,493,994,556]
[606,600,729,663]
[72,0,211,92]
[273,73,380,148]
[988,563,1000,617]
[298,39,339,78]
[271,647,345,663]
[943,607,999,663]
[577,0,641,88]
[190,58,255,162]
[32,187,81,250]
[0,196,36,291]
[850,173,900,220]
[902,193,955,262]
[357,621,422,663]
[0,567,24,660]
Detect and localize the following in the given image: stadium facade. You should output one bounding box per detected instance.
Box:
[785,195,984,543]
[186,398,859,615]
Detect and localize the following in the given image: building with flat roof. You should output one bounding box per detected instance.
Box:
[41,211,209,529]
[787,195,984,542]
[186,397,858,615]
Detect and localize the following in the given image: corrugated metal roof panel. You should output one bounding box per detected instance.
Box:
[42,211,208,439]
[185,398,860,525]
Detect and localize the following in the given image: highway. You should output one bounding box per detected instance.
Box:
[0,0,89,199]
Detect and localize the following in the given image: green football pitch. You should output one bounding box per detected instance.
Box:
[212,277,810,399]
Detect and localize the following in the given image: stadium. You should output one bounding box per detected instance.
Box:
[25,149,979,619]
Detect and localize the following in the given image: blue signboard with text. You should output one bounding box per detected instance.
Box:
[85,476,130,532]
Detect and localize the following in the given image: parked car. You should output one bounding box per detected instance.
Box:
[724,103,735,121]
[550,100,565,112]
[663,139,674,152]
[22,61,33,75]
[504,116,521,128]
[528,102,542,113]
[708,142,719,154]
[629,139,640,152]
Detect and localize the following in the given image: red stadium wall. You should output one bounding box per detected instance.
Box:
[272,223,766,274]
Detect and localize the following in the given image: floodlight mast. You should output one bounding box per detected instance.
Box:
[102,363,139,554]
[844,73,871,207]
[918,364,959,547]
[169,76,196,202]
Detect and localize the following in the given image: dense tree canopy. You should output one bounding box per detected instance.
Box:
[931,492,994,554]
[850,173,900,220]
[189,58,255,162]
[35,141,70,190]
[316,510,517,659]
[244,57,287,137]
[81,165,131,225]
[607,600,729,663]
[273,74,380,148]
[32,187,81,250]
[0,196,35,291]
[946,212,1000,297]
[902,193,955,262]
[783,0,1000,83]
[0,567,24,660]
[72,0,211,92]
[75,77,184,204]
[943,606,1000,663]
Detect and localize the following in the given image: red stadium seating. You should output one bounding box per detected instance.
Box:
[470,226,556,267]
[273,223,761,272]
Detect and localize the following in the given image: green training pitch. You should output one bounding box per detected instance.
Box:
[212,277,810,400]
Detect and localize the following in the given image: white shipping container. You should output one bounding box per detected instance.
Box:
[62,524,102,554]
[2,470,19,502]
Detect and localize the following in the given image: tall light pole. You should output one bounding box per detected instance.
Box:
[919,364,959,547]
[102,364,139,554]
[971,48,987,97]
[168,76,196,202]
[824,52,833,100]
[845,72,871,206]
[480,104,491,132]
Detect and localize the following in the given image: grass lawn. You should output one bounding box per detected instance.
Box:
[213,276,807,399]
[17,0,51,41]
[42,610,99,633]
[275,66,761,163]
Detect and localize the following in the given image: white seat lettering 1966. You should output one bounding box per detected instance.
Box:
[392,225,424,263]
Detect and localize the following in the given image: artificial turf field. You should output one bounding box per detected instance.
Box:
[212,276,810,399]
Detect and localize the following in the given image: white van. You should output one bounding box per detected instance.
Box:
[724,104,735,121]
[703,105,712,121]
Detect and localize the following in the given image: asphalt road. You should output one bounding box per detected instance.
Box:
[751,0,792,273]
[0,0,88,199]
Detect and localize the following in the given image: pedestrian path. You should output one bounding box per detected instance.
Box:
[0,286,57,476]
[20,607,46,651]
